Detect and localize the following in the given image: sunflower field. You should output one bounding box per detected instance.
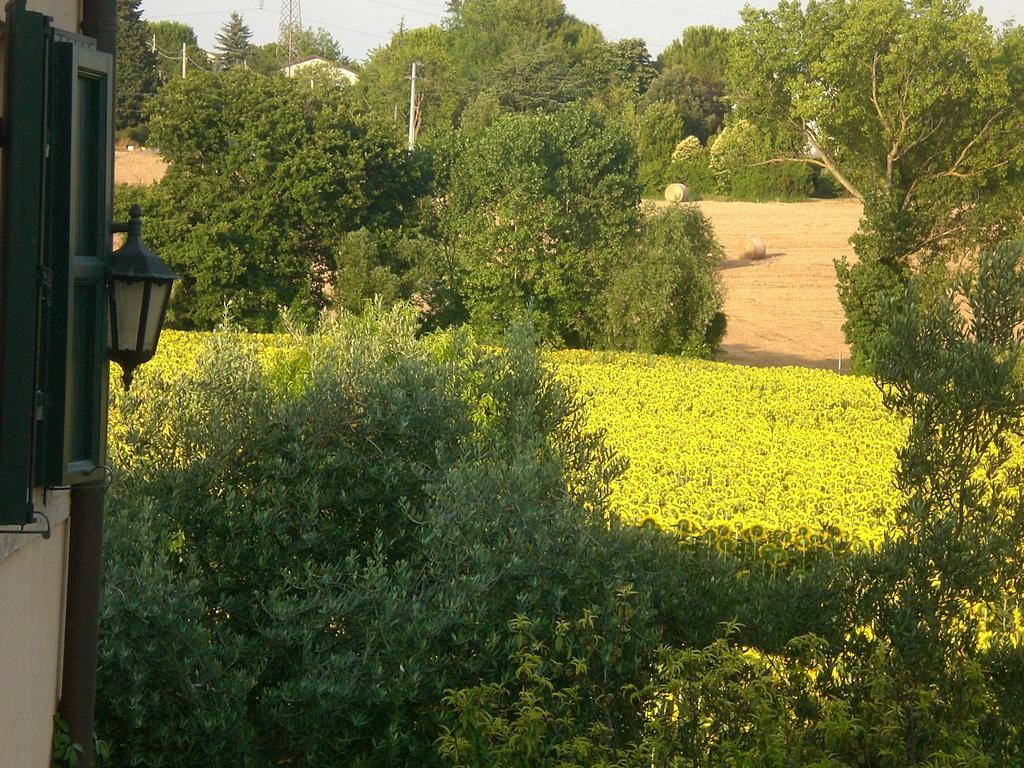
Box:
[551,350,905,548]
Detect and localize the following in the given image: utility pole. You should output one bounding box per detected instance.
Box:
[181,42,187,79]
[407,61,418,151]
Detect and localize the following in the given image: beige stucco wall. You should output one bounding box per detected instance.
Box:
[0,3,82,767]
[0,499,71,768]
[27,0,81,34]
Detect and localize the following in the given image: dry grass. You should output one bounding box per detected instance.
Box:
[114,150,167,186]
[691,198,864,370]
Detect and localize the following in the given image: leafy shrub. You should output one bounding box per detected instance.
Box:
[98,306,675,766]
[114,125,149,147]
[663,136,716,198]
[600,206,724,356]
[835,254,909,374]
[709,120,812,200]
[441,616,1005,768]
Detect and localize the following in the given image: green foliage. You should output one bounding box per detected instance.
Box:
[98,306,675,766]
[440,615,1006,767]
[114,125,149,147]
[332,228,447,319]
[636,101,684,195]
[666,136,716,197]
[657,25,732,86]
[136,70,420,330]
[642,65,727,145]
[438,599,645,768]
[488,43,591,112]
[52,716,110,768]
[863,243,1024,680]
[441,102,641,346]
[458,91,501,135]
[99,264,1024,764]
[834,253,910,374]
[444,0,602,99]
[115,0,158,130]
[51,717,82,768]
[709,119,813,200]
[600,206,724,356]
[213,12,252,70]
[592,38,658,102]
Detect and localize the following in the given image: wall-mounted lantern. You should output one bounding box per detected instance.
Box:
[108,205,179,390]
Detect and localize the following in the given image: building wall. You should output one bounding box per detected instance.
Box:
[0,3,82,767]
[0,501,71,768]
[283,57,360,85]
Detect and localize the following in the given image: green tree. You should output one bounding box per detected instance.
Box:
[115,0,158,129]
[636,101,685,194]
[445,0,603,103]
[441,103,641,345]
[601,206,724,355]
[488,43,590,111]
[214,11,253,70]
[596,38,658,101]
[136,70,421,329]
[642,66,727,144]
[658,25,732,85]
[729,0,1024,370]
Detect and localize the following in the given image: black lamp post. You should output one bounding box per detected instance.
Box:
[107,204,179,389]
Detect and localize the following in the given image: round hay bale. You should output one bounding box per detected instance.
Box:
[739,237,767,260]
[664,183,689,203]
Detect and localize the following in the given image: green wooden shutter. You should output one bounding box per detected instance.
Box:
[0,2,51,525]
[35,35,113,486]
[0,7,114,524]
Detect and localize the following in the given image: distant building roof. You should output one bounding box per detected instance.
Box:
[282,56,359,84]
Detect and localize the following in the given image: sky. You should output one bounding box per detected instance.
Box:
[140,0,1022,62]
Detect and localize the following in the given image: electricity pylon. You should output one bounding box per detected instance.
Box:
[279,0,302,66]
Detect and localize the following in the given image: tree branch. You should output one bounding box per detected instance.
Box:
[804,125,864,202]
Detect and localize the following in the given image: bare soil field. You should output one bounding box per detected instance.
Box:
[114,149,166,186]
[694,198,864,370]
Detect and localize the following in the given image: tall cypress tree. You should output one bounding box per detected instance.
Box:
[116,0,159,130]
[215,12,253,70]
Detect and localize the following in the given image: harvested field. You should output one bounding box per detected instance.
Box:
[114,149,166,186]
[694,198,863,370]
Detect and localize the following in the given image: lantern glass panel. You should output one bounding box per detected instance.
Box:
[110,278,145,353]
[143,280,173,353]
